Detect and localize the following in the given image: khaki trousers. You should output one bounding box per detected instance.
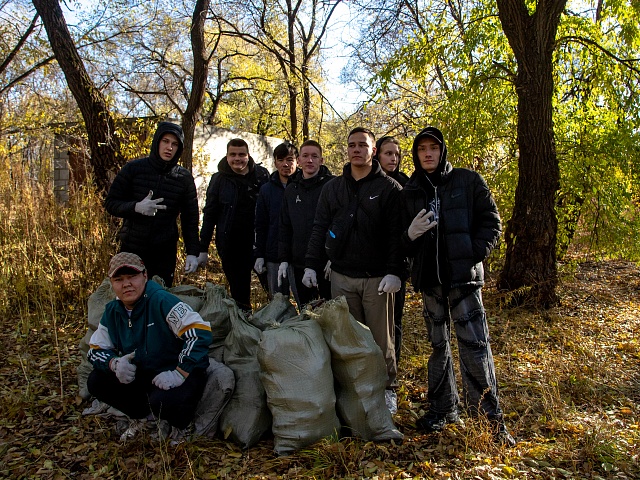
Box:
[331,271,397,388]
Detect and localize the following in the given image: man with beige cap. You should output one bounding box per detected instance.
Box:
[87,252,212,442]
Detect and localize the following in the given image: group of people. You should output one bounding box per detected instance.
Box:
[87,121,514,446]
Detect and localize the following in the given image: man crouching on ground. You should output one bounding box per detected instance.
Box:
[87,252,212,442]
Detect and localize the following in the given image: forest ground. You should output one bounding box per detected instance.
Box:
[1,259,639,479]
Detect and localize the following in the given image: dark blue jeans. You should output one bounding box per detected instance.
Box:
[422,285,503,421]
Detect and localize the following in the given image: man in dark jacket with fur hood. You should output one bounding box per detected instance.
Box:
[198,138,269,312]
[105,122,200,287]
[402,126,514,445]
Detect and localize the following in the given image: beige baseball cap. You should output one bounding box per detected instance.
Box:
[108,252,146,277]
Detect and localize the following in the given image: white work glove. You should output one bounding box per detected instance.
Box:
[110,351,136,384]
[254,257,266,274]
[408,208,437,241]
[378,274,401,294]
[302,268,317,288]
[184,255,198,273]
[323,260,332,280]
[197,252,208,267]
[134,190,167,217]
[152,370,185,390]
[277,262,288,287]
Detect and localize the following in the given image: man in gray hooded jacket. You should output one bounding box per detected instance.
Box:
[402,126,514,445]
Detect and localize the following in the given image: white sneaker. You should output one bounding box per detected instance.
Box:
[119,419,146,442]
[385,390,398,415]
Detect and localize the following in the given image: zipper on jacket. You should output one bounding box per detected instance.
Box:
[434,186,441,285]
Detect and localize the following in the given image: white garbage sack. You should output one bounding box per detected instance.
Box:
[258,314,340,456]
[309,296,403,442]
[218,300,272,449]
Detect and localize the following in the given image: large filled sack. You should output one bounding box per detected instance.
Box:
[218,300,272,449]
[77,278,116,399]
[309,296,403,442]
[198,283,232,362]
[194,358,236,437]
[258,314,340,456]
[249,293,297,330]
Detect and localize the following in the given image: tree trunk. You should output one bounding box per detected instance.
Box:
[182,0,211,172]
[32,0,125,193]
[496,0,566,308]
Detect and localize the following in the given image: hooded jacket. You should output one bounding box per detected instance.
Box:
[199,155,269,257]
[278,165,333,268]
[374,136,410,187]
[305,160,404,278]
[402,126,501,290]
[88,280,212,376]
[104,122,200,256]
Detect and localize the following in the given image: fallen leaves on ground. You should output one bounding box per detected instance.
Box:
[1,260,639,478]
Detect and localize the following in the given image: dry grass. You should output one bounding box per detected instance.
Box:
[0,167,639,479]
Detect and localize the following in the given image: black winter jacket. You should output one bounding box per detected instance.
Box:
[402,126,501,290]
[306,160,404,278]
[278,166,333,268]
[199,156,269,257]
[104,122,200,256]
[254,170,297,262]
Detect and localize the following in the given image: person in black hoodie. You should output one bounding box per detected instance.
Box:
[374,136,410,365]
[304,128,404,415]
[401,126,514,445]
[253,142,298,299]
[277,140,333,308]
[198,138,269,312]
[104,121,200,287]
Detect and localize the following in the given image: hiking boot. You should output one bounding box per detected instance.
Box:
[119,419,146,442]
[416,410,460,433]
[385,389,398,415]
[493,422,516,447]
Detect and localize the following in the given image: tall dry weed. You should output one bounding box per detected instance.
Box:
[0,154,115,330]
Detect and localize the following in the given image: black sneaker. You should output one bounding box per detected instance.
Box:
[416,410,460,433]
[493,422,516,447]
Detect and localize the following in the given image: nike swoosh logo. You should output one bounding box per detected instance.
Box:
[369,195,380,200]
[452,193,462,198]
[147,323,155,327]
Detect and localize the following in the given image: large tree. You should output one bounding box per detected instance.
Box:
[495,0,567,307]
[32,0,125,192]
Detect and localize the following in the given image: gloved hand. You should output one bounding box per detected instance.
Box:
[378,274,401,294]
[152,370,185,390]
[302,268,317,288]
[110,351,136,384]
[184,255,198,273]
[254,258,266,274]
[277,262,288,286]
[197,252,208,267]
[323,260,332,280]
[408,208,437,241]
[134,190,167,217]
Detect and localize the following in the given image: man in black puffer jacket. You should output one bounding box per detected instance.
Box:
[278,140,333,308]
[253,142,299,299]
[402,126,514,446]
[198,138,269,312]
[304,127,404,414]
[105,122,200,287]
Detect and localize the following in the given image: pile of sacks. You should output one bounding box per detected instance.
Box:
[78,280,403,455]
